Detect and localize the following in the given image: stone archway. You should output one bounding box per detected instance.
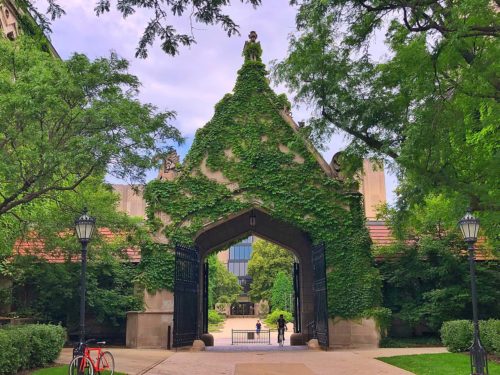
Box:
[140,32,383,350]
[194,207,315,344]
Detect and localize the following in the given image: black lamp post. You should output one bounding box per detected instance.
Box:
[75,208,96,348]
[458,208,488,375]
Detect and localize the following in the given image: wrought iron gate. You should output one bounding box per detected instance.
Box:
[293,262,301,333]
[203,260,209,334]
[173,244,199,348]
[312,243,329,348]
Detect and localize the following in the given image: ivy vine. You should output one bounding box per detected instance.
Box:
[143,42,382,320]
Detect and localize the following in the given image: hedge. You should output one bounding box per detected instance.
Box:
[441,320,500,354]
[0,324,66,375]
[264,310,293,327]
[208,309,224,325]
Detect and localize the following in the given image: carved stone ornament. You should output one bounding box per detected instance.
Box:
[158,151,180,181]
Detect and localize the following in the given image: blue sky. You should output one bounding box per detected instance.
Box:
[45,0,397,203]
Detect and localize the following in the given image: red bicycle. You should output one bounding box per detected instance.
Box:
[69,339,114,375]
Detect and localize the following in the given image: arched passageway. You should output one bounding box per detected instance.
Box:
[194,207,316,343]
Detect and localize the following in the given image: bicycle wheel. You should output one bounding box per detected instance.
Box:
[97,351,115,375]
[69,355,94,375]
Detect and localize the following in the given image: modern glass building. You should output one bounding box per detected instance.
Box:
[226,235,255,315]
[227,235,253,294]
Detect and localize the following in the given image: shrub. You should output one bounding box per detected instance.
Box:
[208,309,224,325]
[441,319,500,355]
[481,319,500,355]
[264,310,293,327]
[0,324,65,375]
[440,320,473,352]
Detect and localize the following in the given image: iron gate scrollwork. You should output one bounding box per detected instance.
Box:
[173,244,199,348]
[312,243,329,348]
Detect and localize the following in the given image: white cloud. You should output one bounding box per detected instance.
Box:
[47,0,397,199]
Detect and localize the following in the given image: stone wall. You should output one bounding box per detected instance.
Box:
[328,317,381,349]
[126,290,174,348]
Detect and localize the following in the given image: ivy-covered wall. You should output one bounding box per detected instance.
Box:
[144,39,382,319]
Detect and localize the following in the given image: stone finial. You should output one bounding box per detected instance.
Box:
[158,150,180,181]
[330,152,345,181]
[249,30,258,42]
[243,30,262,61]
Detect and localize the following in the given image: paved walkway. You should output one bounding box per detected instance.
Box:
[57,348,174,375]
[56,317,448,374]
[143,347,448,375]
[210,317,296,349]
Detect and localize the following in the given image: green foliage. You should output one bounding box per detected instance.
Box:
[362,307,392,335]
[7,254,142,332]
[440,319,500,354]
[0,37,181,253]
[207,254,241,307]
[144,42,381,319]
[264,310,293,327]
[481,320,500,355]
[248,240,294,303]
[270,271,293,312]
[273,0,500,247]
[379,336,442,348]
[378,234,500,332]
[208,309,224,325]
[25,0,262,58]
[440,320,473,353]
[0,324,65,375]
[441,319,500,355]
[135,242,175,292]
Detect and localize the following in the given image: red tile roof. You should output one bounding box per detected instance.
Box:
[13,222,492,263]
[13,228,141,263]
[367,221,395,246]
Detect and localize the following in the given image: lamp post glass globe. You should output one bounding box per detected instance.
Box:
[459,209,480,243]
[75,208,96,243]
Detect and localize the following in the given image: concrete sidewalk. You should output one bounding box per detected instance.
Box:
[57,348,174,375]
[144,347,448,375]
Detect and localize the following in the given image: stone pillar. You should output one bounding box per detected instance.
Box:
[329,317,381,349]
[126,290,174,349]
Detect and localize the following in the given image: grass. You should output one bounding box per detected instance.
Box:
[32,365,127,374]
[378,353,500,375]
[379,336,443,348]
[208,321,224,333]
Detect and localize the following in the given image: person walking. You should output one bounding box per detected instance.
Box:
[277,314,287,346]
[256,319,262,337]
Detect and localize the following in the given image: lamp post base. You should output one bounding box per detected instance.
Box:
[470,337,488,375]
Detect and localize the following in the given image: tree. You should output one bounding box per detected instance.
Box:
[207,254,241,307]
[22,0,262,58]
[377,195,500,333]
[4,249,142,332]
[273,0,499,242]
[270,271,293,312]
[247,239,294,303]
[0,37,182,252]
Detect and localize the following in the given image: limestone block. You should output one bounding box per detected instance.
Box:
[201,333,214,347]
[191,339,206,351]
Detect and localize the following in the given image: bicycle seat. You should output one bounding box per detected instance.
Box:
[97,341,106,345]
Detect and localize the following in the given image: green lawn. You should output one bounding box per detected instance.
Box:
[378,353,500,375]
[32,365,127,375]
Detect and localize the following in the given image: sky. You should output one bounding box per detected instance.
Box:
[44,0,398,203]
